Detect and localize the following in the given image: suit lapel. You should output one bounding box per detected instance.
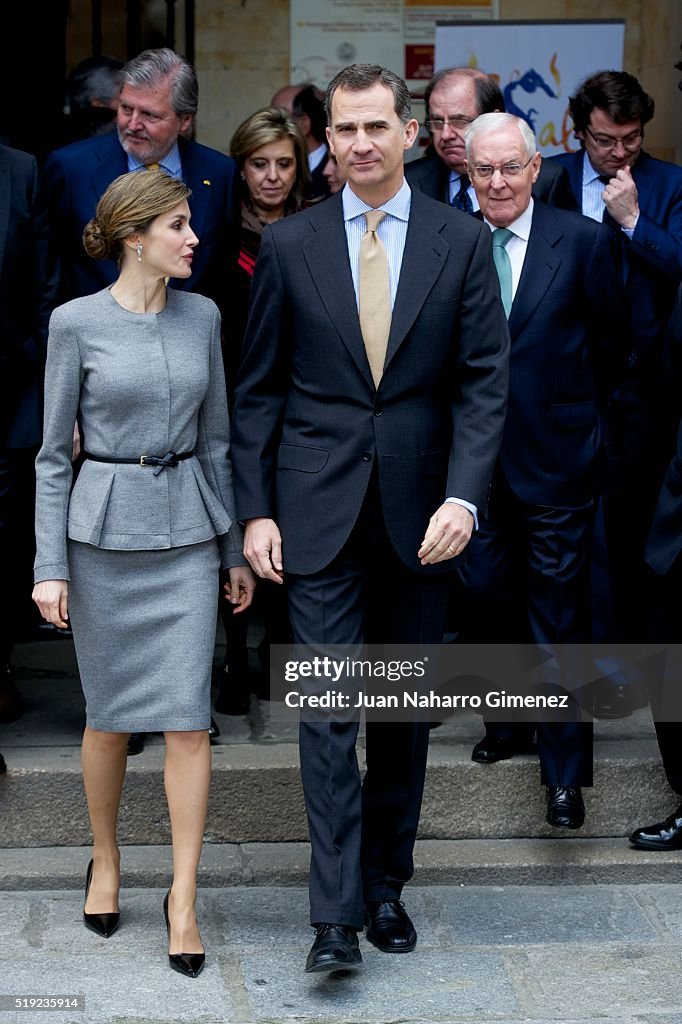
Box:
[508,202,562,339]
[178,140,211,247]
[92,136,127,201]
[384,192,449,371]
[303,195,375,391]
[0,147,10,283]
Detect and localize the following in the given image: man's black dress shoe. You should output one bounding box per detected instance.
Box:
[126,733,145,756]
[364,900,417,953]
[471,735,536,764]
[83,859,119,938]
[629,806,682,850]
[546,786,585,829]
[305,924,362,973]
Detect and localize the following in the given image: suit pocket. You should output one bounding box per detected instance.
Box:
[420,447,449,476]
[550,402,597,430]
[277,443,330,473]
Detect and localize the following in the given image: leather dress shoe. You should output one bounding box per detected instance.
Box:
[471,734,536,764]
[629,806,682,850]
[83,859,119,938]
[305,924,362,973]
[126,733,145,756]
[0,665,22,724]
[364,900,417,953]
[546,786,585,829]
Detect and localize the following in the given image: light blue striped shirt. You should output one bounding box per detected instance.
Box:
[580,151,636,238]
[126,140,183,180]
[341,179,477,527]
[342,179,411,310]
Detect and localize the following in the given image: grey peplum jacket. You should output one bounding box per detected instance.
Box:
[34,287,244,582]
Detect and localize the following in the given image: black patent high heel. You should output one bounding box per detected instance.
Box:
[83,859,120,938]
[163,888,205,978]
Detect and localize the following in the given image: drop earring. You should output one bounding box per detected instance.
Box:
[136,242,143,263]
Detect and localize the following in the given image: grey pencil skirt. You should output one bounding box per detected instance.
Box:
[67,538,220,732]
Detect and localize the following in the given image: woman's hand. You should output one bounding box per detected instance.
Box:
[32,580,70,629]
[224,565,257,614]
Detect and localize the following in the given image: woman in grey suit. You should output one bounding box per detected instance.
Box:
[32,171,255,978]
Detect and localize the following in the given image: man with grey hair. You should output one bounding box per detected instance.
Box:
[43,47,239,310]
[406,66,576,213]
[231,64,508,973]
[457,112,627,822]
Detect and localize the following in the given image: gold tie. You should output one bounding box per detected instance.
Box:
[359,210,391,388]
[145,162,161,171]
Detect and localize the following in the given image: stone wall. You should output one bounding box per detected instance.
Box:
[65,0,681,162]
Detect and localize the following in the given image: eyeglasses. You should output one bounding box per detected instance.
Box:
[425,116,474,132]
[470,157,534,180]
[585,125,643,150]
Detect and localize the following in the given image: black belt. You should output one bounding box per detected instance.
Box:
[84,450,194,476]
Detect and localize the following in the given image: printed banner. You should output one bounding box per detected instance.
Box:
[434,20,625,155]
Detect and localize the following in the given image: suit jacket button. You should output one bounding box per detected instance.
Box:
[374,407,383,416]
[362,452,372,461]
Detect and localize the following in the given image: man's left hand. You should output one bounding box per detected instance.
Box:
[418,503,474,565]
[602,166,639,230]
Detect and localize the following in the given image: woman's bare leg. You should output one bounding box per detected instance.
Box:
[164,729,211,953]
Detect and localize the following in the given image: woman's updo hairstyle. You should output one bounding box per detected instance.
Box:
[82,170,192,263]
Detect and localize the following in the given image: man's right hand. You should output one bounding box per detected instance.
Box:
[243,518,284,583]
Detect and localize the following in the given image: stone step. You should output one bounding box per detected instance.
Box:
[0,640,677,848]
[1,838,680,891]
[0,735,677,847]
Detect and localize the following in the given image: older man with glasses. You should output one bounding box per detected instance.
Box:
[550,71,682,712]
[458,113,628,829]
[405,66,577,214]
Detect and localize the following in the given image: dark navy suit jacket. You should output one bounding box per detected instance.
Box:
[42,132,239,311]
[550,149,682,376]
[0,145,58,448]
[231,188,509,577]
[646,284,682,576]
[498,200,627,507]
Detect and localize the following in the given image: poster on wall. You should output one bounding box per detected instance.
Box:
[405,0,498,92]
[290,0,404,89]
[290,0,498,92]
[434,20,626,156]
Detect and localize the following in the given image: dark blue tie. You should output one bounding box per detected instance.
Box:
[451,174,473,215]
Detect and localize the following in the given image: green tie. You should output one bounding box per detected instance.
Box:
[492,227,514,319]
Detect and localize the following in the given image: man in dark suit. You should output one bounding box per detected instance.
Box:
[0,144,58,725]
[630,284,682,851]
[231,64,508,973]
[550,70,682,651]
[406,67,577,213]
[291,85,331,201]
[43,47,239,311]
[459,113,626,827]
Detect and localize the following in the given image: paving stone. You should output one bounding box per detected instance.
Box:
[636,884,682,940]
[0,955,234,1024]
[239,949,518,1020]
[414,884,657,946]
[514,946,682,1018]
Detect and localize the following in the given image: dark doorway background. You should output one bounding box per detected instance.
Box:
[0,0,194,162]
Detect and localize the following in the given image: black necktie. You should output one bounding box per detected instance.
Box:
[598,174,625,277]
[598,175,622,234]
[451,174,473,215]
